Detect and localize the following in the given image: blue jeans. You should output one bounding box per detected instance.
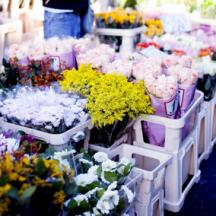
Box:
[43,10,82,39]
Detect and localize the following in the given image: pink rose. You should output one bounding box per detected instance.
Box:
[148,56,163,66]
[8,44,19,58]
[163,55,179,68]
[123,62,132,78]
[77,54,86,65]
[178,55,192,68]
[91,57,102,68]
[101,55,109,65]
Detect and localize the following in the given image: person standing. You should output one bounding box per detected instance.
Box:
[43,0,90,39]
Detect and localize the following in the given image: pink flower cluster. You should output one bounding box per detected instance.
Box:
[132,61,162,80]
[168,65,198,86]
[144,74,177,99]
[7,37,79,60]
[102,60,133,78]
[163,54,192,68]
[76,44,115,69]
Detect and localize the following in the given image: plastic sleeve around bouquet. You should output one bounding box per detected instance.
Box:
[19,56,29,65]
[162,67,168,76]
[142,91,178,147]
[176,83,197,140]
[89,115,134,147]
[49,49,76,71]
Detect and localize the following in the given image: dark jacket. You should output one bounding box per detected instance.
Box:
[43,0,88,13]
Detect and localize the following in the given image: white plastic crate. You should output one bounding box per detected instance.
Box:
[108,144,172,205]
[197,104,209,167]
[0,17,22,65]
[94,26,146,52]
[203,98,216,154]
[120,168,143,216]
[2,119,93,151]
[133,90,203,212]
[134,190,164,216]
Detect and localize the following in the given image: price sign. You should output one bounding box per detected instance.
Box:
[159,14,191,33]
[140,46,169,60]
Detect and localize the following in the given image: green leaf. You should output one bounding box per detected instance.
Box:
[2,58,8,66]
[81,162,92,173]
[80,148,85,153]
[0,175,9,186]
[45,147,57,156]
[97,164,102,178]
[123,163,131,176]
[7,186,19,199]
[65,182,76,196]
[104,171,118,183]
[68,199,78,213]
[18,130,27,136]
[17,186,37,205]
[89,181,100,190]
[117,197,125,213]
[96,189,105,198]
[36,158,48,177]
[79,199,89,212]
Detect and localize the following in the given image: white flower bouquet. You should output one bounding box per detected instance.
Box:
[68,151,137,216]
[0,85,90,134]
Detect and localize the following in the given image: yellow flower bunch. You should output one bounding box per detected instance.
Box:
[59,64,102,95]
[95,8,144,27]
[85,73,155,128]
[145,19,163,28]
[145,19,164,37]
[0,153,74,215]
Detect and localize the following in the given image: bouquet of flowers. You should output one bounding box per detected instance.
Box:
[59,65,154,146]
[76,44,115,71]
[132,61,162,80]
[168,65,198,140]
[95,8,144,29]
[0,145,76,216]
[162,54,192,75]
[67,150,136,216]
[142,74,178,147]
[0,85,89,134]
[102,59,133,78]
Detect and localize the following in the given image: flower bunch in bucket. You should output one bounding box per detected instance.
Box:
[59,65,154,146]
[0,141,76,216]
[95,8,144,29]
[67,150,136,216]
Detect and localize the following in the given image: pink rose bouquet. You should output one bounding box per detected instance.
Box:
[132,61,162,80]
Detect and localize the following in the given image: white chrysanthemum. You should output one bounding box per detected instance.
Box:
[122,185,134,203]
[0,135,19,156]
[102,160,117,171]
[96,200,111,214]
[76,174,98,187]
[57,158,71,172]
[119,157,130,165]
[107,181,117,191]
[93,152,108,163]
[83,212,95,216]
[88,165,99,176]
[79,158,93,166]
[101,171,111,184]
[74,194,88,206]
[85,187,99,198]
[101,190,119,208]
